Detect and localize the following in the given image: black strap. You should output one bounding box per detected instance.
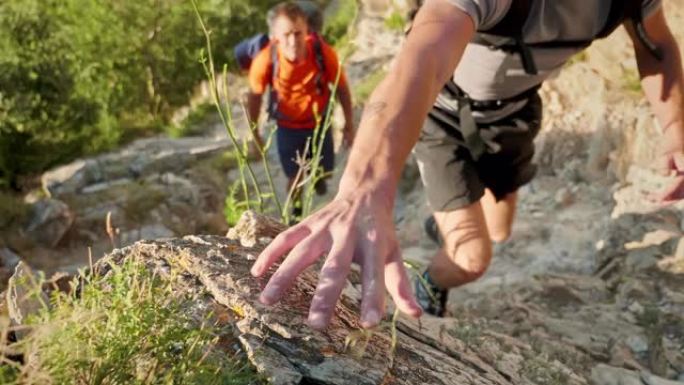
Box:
[267,43,279,119]
[445,81,540,111]
[596,0,632,39]
[627,2,664,61]
[475,0,536,74]
[481,0,532,37]
[311,34,328,95]
[438,80,539,160]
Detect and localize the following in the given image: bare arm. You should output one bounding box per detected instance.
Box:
[626,8,684,200]
[252,0,475,329]
[338,0,473,202]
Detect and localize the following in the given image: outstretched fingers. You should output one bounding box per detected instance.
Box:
[308,237,355,329]
[358,239,386,328]
[384,247,422,318]
[259,234,330,305]
[251,225,311,277]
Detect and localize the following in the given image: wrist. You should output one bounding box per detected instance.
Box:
[337,162,397,209]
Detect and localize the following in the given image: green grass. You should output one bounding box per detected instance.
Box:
[122,182,168,224]
[565,51,588,67]
[167,103,219,138]
[519,355,570,385]
[621,67,643,94]
[353,68,386,105]
[0,257,263,384]
[322,0,358,55]
[384,11,406,32]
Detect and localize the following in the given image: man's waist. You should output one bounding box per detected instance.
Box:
[441,81,540,111]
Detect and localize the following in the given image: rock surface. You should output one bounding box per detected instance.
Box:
[88,212,588,385]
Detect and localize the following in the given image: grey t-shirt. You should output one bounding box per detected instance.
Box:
[435,0,661,103]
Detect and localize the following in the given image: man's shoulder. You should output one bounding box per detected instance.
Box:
[247,44,274,92]
[250,44,273,75]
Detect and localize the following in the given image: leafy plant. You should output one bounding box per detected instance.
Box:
[0,257,263,384]
[384,11,406,32]
[0,0,275,188]
[322,0,358,55]
[353,68,386,105]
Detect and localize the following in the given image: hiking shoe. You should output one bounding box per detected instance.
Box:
[424,216,443,246]
[413,270,448,317]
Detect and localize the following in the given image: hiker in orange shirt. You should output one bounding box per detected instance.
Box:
[246,2,354,204]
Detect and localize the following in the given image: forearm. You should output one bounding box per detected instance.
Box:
[338,2,474,202]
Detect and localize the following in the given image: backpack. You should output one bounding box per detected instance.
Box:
[234,33,270,72]
[473,0,663,75]
[233,1,324,72]
[409,0,663,75]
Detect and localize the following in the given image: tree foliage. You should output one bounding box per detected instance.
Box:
[0,0,276,188]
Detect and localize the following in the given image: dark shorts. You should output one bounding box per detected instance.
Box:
[276,125,335,179]
[413,93,543,212]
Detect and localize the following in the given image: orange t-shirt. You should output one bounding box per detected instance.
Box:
[248,35,347,129]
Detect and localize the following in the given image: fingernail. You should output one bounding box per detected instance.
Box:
[361,310,381,327]
[259,291,275,305]
[308,313,326,330]
[250,265,261,277]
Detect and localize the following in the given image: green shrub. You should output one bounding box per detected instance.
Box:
[353,68,386,105]
[0,191,29,230]
[384,11,406,32]
[0,0,275,188]
[322,0,358,49]
[0,257,263,384]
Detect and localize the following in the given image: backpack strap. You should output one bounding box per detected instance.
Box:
[481,0,532,37]
[473,0,537,74]
[267,43,280,120]
[311,33,328,95]
[597,0,662,60]
[596,0,632,39]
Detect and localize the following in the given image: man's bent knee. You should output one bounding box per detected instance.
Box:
[449,245,492,283]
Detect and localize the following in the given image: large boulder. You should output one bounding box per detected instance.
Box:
[41,137,230,197]
[24,198,74,248]
[86,212,588,385]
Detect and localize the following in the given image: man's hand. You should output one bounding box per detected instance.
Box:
[653,149,684,201]
[250,188,422,329]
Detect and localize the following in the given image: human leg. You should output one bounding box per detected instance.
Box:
[480,188,517,243]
